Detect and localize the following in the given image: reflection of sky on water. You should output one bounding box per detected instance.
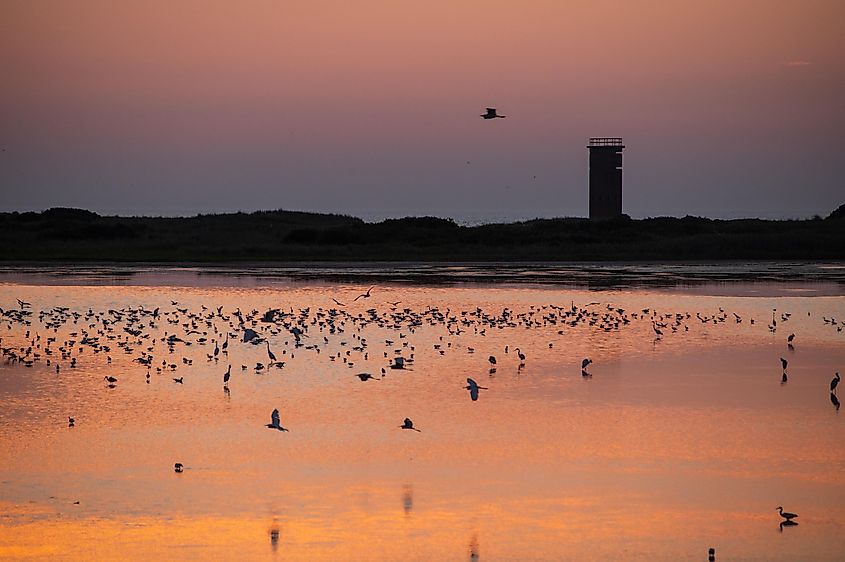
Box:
[0,276,844,560]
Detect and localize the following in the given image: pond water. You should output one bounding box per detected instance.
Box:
[1,266,844,561]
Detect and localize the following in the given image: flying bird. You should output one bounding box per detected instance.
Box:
[480,107,505,119]
[354,286,375,301]
[331,297,346,307]
[465,377,488,401]
[266,408,288,431]
[400,418,421,432]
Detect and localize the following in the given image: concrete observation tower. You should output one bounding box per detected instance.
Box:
[588,137,624,219]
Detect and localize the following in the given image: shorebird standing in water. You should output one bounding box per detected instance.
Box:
[776,506,798,521]
[831,372,840,394]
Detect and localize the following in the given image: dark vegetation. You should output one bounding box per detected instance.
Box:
[1,206,844,262]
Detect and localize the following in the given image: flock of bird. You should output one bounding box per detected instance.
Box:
[2,288,843,538]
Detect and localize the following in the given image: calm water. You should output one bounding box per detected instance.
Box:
[1,267,844,561]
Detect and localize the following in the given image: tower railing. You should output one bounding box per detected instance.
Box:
[588,138,624,147]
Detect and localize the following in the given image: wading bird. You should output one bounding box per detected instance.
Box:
[776,506,798,521]
[831,372,840,393]
[780,357,788,371]
[174,463,183,473]
[223,364,231,385]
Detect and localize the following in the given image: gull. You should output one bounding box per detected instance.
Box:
[173,377,183,384]
[480,107,505,119]
[465,377,488,401]
[354,286,375,301]
[266,408,288,431]
[332,297,346,307]
[400,418,421,432]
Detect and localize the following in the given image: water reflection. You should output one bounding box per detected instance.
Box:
[402,484,413,516]
[1,279,844,561]
[468,533,480,561]
[779,520,799,532]
[831,393,840,411]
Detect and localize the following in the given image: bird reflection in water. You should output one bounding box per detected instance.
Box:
[402,484,413,516]
[269,520,281,553]
[468,533,480,561]
[831,393,840,411]
[779,520,799,532]
[781,372,788,385]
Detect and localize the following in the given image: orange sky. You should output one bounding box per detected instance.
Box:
[1,0,843,219]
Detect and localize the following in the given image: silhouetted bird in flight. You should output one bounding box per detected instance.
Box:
[354,286,375,301]
[355,372,378,382]
[400,418,421,432]
[266,408,288,431]
[332,297,346,307]
[465,377,488,401]
[481,108,505,119]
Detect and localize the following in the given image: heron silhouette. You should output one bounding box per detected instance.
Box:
[780,357,788,371]
[465,377,488,401]
[776,506,798,521]
[480,107,505,119]
[400,418,420,432]
[223,364,231,385]
[831,372,840,393]
[267,341,276,362]
[266,408,288,431]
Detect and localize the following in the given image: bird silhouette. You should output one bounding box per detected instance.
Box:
[400,418,420,432]
[223,364,231,385]
[174,462,184,473]
[480,107,505,119]
[465,377,488,401]
[581,358,592,370]
[780,357,788,371]
[267,341,276,362]
[831,372,840,393]
[266,408,288,431]
[173,377,183,384]
[354,287,375,301]
[776,506,798,521]
[332,297,346,307]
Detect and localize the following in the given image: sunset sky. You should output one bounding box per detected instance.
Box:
[1,0,843,221]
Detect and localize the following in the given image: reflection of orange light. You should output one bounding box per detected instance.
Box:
[1,283,844,559]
